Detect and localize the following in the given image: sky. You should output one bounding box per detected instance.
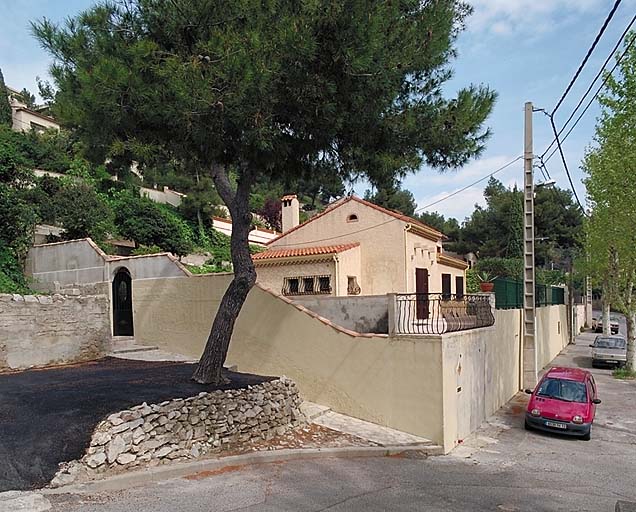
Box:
[1,0,635,222]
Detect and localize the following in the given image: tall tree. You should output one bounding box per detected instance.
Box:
[583,34,636,371]
[0,68,12,126]
[34,0,496,384]
[364,179,417,216]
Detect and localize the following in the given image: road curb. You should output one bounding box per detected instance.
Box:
[43,444,443,495]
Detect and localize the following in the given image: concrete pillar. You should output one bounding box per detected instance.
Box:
[388,293,398,336]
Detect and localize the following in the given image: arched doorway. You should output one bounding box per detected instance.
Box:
[112,268,134,336]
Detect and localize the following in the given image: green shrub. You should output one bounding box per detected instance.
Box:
[131,244,163,256]
[613,367,636,380]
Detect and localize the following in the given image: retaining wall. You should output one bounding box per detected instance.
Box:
[63,377,303,479]
[0,293,110,371]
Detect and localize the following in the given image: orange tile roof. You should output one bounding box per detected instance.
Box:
[267,195,444,245]
[281,194,297,201]
[252,242,359,260]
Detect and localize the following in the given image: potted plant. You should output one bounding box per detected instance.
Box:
[477,271,496,293]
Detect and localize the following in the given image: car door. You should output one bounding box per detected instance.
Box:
[588,376,597,419]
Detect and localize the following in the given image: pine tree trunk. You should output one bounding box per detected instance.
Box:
[191,165,256,385]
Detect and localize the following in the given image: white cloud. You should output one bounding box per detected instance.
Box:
[467,0,602,36]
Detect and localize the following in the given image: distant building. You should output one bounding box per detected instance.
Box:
[6,86,60,133]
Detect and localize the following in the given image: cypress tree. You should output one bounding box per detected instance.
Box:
[0,68,12,126]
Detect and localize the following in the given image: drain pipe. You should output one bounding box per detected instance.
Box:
[333,254,340,296]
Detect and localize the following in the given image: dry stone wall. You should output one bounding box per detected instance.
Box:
[65,377,304,480]
[0,293,110,371]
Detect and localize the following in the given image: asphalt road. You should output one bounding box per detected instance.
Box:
[0,358,271,491]
[46,333,636,512]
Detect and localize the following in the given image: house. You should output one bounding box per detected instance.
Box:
[253,195,468,298]
[211,216,279,247]
[7,87,60,133]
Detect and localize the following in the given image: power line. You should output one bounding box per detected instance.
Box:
[543,12,636,157]
[552,0,623,115]
[271,156,523,247]
[416,156,523,211]
[544,30,636,163]
[548,114,587,214]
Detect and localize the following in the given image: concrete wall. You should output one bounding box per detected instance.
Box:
[293,295,388,334]
[132,274,572,452]
[439,305,569,452]
[140,186,185,207]
[132,274,446,446]
[26,239,108,286]
[26,239,188,290]
[0,293,110,371]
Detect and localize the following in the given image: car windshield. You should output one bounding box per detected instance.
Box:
[595,337,626,349]
[536,378,588,403]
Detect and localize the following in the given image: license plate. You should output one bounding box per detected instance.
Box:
[545,421,567,429]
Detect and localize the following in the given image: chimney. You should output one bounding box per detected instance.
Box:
[281,194,300,233]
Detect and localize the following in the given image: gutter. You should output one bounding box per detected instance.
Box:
[404,224,410,292]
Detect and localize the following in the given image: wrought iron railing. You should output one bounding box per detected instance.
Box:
[394,293,494,334]
[282,275,332,296]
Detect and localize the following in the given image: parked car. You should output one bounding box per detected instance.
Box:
[591,316,598,331]
[595,314,620,334]
[525,367,601,440]
[590,335,627,367]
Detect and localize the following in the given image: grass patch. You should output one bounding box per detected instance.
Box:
[613,367,636,380]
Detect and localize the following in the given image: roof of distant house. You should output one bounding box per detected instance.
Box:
[252,243,359,261]
[13,106,58,124]
[267,195,445,245]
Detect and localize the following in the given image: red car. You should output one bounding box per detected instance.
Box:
[524,367,601,440]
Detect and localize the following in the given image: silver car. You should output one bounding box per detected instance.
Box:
[595,315,620,334]
[590,335,626,367]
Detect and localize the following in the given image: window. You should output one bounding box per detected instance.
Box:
[455,276,464,299]
[441,273,452,300]
[346,213,358,223]
[347,276,361,295]
[287,278,299,294]
[283,275,331,296]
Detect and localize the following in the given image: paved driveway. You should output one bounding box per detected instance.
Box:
[0,358,270,492]
[44,333,636,511]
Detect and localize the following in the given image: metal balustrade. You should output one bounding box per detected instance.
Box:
[394,293,494,334]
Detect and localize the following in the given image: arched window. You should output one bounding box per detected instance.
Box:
[347,213,359,223]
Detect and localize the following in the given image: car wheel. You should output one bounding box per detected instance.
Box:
[581,427,591,441]
[524,419,532,431]
[591,361,597,368]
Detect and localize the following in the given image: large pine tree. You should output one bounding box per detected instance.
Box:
[34,0,496,384]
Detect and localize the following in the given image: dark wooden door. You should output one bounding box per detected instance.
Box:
[113,268,134,336]
[415,268,429,319]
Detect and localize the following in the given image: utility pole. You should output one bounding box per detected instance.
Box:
[523,102,537,389]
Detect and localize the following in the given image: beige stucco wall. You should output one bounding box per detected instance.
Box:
[334,245,361,296]
[133,274,446,445]
[269,201,408,295]
[132,274,572,452]
[438,305,569,452]
[405,232,465,295]
[256,260,335,296]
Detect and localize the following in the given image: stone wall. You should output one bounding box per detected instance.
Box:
[0,293,110,371]
[68,377,303,478]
